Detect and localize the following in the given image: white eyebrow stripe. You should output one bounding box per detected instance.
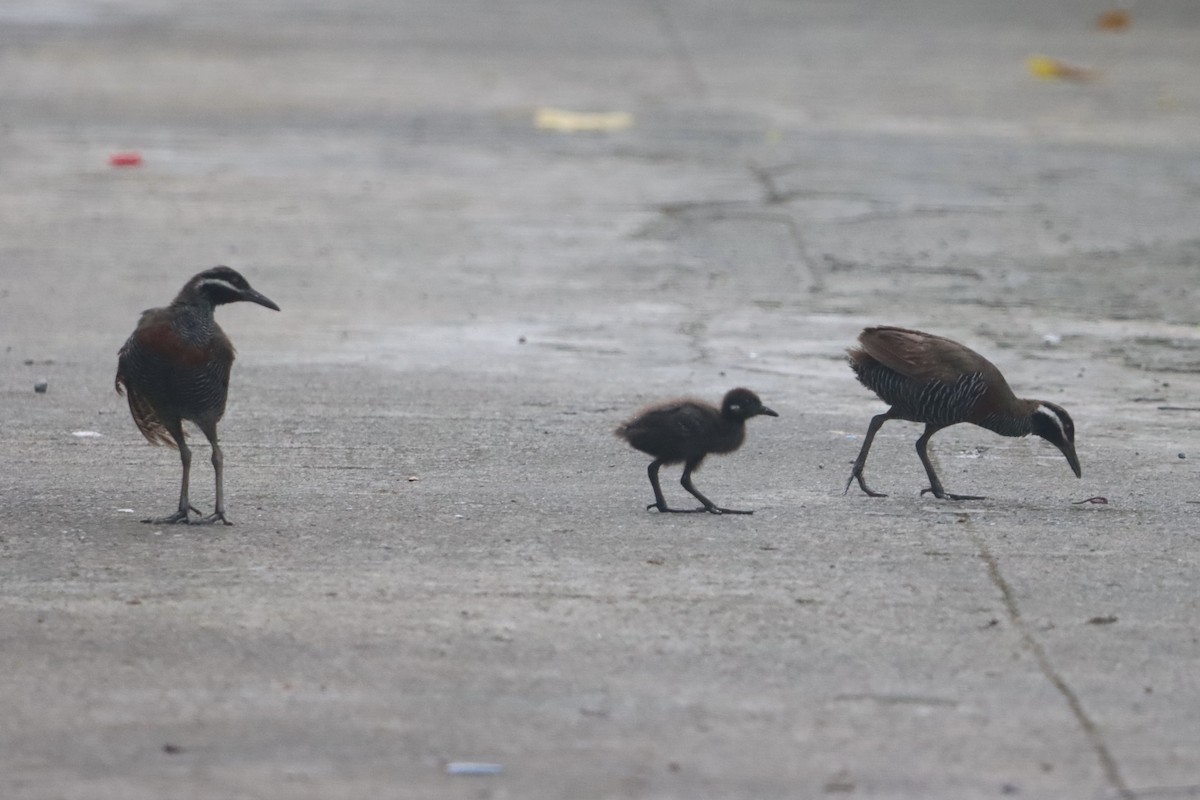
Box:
[197,278,241,293]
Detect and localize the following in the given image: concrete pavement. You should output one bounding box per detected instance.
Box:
[2,1,1200,797]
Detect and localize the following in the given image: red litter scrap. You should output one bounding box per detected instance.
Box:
[109,152,143,167]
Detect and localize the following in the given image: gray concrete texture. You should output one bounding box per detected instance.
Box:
[2,0,1199,797]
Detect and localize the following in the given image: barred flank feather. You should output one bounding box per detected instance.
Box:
[851,357,988,427]
[115,372,178,448]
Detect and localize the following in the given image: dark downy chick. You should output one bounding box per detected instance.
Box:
[616,387,778,514]
[116,266,279,525]
[844,326,1080,500]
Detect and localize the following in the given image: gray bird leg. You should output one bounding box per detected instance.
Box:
[916,424,984,501]
[644,459,702,513]
[196,422,233,525]
[143,423,201,524]
[845,411,893,498]
[681,460,752,515]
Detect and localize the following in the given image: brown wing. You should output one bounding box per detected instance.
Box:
[855,326,1000,383]
[116,317,179,448]
[115,376,177,447]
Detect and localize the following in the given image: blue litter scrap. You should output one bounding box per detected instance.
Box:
[446,762,504,776]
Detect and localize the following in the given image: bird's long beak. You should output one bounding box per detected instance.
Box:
[243,288,280,311]
[1058,440,1082,478]
[758,406,779,418]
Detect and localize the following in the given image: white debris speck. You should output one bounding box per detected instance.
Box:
[1042,333,1062,347]
[72,431,104,438]
[117,508,136,514]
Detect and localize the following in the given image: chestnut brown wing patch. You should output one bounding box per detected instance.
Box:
[133,317,219,367]
[116,324,180,447]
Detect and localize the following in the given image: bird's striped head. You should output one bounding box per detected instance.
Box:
[177,266,280,311]
[1031,401,1081,478]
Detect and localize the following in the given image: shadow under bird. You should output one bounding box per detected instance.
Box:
[116,266,279,525]
[616,387,778,514]
[843,326,1080,500]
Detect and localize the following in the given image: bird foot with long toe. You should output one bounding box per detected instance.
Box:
[845,472,888,498]
[195,511,234,526]
[710,506,754,515]
[646,502,704,513]
[141,504,202,524]
[919,488,986,501]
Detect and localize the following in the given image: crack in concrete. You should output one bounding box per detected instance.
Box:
[748,163,795,206]
[648,0,707,100]
[971,529,1135,800]
[678,317,712,364]
[666,205,823,297]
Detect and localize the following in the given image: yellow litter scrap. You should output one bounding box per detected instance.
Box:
[534,107,634,133]
[1026,55,1097,82]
